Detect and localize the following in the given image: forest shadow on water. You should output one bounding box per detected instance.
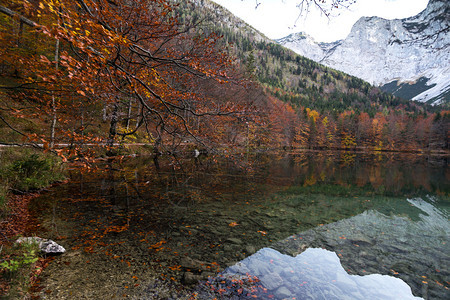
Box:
[28,150,449,299]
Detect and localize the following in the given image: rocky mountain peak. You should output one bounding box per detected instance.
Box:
[277,0,449,105]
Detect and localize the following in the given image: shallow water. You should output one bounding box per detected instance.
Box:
[30,151,449,299]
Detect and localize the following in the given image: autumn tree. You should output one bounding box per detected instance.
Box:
[0,0,254,157]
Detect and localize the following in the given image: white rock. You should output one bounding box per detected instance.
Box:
[16,237,66,254]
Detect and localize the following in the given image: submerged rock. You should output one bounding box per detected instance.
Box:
[225,237,242,245]
[180,257,208,272]
[275,286,293,299]
[260,272,283,290]
[182,272,201,285]
[245,245,256,255]
[16,237,66,254]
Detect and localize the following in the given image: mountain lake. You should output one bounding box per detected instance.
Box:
[28,150,449,299]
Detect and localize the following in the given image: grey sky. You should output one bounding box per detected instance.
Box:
[211,0,429,42]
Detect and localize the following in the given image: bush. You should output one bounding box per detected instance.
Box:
[0,148,66,216]
[0,240,40,297]
[0,242,39,274]
[3,150,65,192]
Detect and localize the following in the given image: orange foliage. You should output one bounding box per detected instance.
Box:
[0,0,257,156]
[0,1,448,154]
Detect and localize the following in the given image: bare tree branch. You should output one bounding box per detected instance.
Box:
[0,5,38,27]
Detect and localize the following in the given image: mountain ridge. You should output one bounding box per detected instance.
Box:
[186,0,436,116]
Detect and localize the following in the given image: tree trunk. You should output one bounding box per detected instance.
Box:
[135,101,141,129]
[50,37,60,148]
[126,97,132,132]
[107,102,119,153]
[17,20,23,47]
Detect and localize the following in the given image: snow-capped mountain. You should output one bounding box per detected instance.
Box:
[276,0,449,105]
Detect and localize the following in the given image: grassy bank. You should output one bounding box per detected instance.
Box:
[0,148,65,213]
[0,147,66,298]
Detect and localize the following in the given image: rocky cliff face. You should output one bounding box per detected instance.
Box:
[277,0,449,105]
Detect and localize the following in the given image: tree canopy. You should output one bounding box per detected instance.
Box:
[0,0,259,157]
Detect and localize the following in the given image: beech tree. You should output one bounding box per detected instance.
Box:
[0,0,252,156]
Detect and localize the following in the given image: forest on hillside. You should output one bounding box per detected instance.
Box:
[0,1,449,298]
[0,0,448,157]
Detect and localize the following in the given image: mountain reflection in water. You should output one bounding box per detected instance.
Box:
[202,196,448,299]
[219,247,421,300]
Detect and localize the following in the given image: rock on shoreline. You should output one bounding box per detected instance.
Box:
[16,237,66,254]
